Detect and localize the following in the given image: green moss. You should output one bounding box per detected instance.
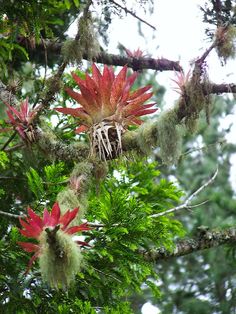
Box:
[37,124,89,162]
[62,14,100,64]
[177,72,211,132]
[215,25,236,61]
[123,110,184,165]
[136,121,158,155]
[77,13,100,60]
[57,188,87,221]
[61,39,83,64]
[70,161,94,193]
[155,110,183,165]
[39,230,82,289]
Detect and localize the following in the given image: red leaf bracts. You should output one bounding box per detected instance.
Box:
[55,64,158,159]
[4,98,39,142]
[124,47,145,58]
[18,202,90,273]
[55,64,157,131]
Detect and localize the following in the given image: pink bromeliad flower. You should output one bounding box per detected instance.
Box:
[55,63,157,160]
[18,202,90,281]
[4,98,39,142]
[124,47,145,58]
[171,70,192,96]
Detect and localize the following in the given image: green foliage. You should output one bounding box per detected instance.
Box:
[26,167,44,199]
[0,151,9,169]
[26,162,68,202]
[79,159,184,306]
[0,153,185,312]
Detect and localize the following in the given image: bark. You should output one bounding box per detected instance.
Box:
[140,227,236,261]
[20,39,183,72]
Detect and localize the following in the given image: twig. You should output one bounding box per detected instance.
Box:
[110,0,156,30]
[195,42,217,66]
[4,143,24,152]
[150,167,219,218]
[181,140,226,158]
[0,210,23,219]
[1,131,17,151]
[92,266,122,283]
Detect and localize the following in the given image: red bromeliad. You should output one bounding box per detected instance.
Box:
[172,70,192,96]
[18,202,90,275]
[124,47,145,58]
[55,63,157,160]
[4,98,39,142]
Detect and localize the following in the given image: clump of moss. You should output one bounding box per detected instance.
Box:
[177,72,211,133]
[57,161,94,222]
[122,111,183,165]
[215,25,236,62]
[155,109,183,165]
[78,13,100,60]
[135,121,158,155]
[61,39,83,64]
[92,158,108,182]
[57,188,87,221]
[39,230,82,289]
[70,161,94,193]
[62,13,100,64]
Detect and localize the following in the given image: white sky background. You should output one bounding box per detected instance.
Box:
[69,1,236,312]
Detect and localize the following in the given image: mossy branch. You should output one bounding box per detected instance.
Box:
[36,127,89,162]
[123,108,184,164]
[140,226,236,261]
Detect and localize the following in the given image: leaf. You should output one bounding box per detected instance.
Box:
[0,151,9,169]
[26,167,44,199]
[13,44,29,60]
[73,0,80,8]
[64,0,71,9]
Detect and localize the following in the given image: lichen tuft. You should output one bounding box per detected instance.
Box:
[39,230,82,289]
[215,25,236,62]
[155,109,183,165]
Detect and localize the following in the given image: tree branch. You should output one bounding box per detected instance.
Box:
[36,128,89,162]
[150,167,218,218]
[110,0,156,30]
[20,39,182,72]
[140,226,236,261]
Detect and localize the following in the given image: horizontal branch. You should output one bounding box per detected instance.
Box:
[36,128,89,162]
[21,39,182,72]
[210,83,236,94]
[93,53,182,72]
[140,226,236,261]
